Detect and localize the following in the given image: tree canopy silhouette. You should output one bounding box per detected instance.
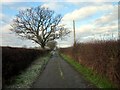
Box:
[11,6,70,49]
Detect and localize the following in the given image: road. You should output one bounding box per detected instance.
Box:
[31,51,95,88]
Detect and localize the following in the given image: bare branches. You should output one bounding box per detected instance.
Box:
[11,6,70,49]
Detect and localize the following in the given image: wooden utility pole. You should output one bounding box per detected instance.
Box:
[73,20,76,46]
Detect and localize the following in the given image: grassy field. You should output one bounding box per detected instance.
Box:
[60,40,119,88]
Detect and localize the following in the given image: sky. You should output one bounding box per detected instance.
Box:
[0,0,119,48]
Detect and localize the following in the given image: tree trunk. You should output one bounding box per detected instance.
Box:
[41,43,45,49]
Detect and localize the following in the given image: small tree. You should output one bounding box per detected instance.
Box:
[11,6,70,49]
[46,40,57,50]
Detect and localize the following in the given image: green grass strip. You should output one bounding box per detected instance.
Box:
[6,54,51,88]
[60,53,116,88]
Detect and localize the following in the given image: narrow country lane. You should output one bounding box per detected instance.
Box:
[31,51,95,88]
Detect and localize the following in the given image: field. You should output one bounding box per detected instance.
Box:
[60,40,120,88]
[2,47,50,86]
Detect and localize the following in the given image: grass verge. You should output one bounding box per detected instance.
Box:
[5,53,51,88]
[60,53,116,88]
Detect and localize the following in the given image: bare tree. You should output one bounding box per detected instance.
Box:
[46,40,57,50]
[11,6,70,49]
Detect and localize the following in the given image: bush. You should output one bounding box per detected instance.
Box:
[60,40,120,88]
[2,47,49,86]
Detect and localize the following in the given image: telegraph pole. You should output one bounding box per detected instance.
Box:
[73,20,76,46]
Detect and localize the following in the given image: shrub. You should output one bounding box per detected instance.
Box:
[2,47,49,86]
[60,40,120,88]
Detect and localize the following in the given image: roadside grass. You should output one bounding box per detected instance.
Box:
[5,53,51,88]
[60,53,116,88]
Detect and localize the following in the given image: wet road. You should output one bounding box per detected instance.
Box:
[32,51,95,88]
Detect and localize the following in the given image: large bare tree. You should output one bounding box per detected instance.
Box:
[11,6,70,49]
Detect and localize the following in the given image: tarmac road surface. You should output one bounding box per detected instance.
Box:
[32,51,95,88]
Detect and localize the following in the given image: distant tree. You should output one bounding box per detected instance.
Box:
[11,6,70,49]
[46,40,57,50]
[23,45,27,48]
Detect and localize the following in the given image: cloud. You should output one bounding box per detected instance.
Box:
[57,3,118,46]
[65,0,119,2]
[76,20,117,36]
[41,2,67,13]
[2,24,12,33]
[75,23,118,42]
[60,4,118,43]
[57,39,73,48]
[77,24,94,33]
[0,13,5,25]
[0,12,14,26]
[75,21,118,42]
[62,4,114,21]
[1,22,39,47]
[2,0,63,3]
[0,13,4,19]
[1,2,118,48]
[1,0,17,2]
[94,5,118,26]
[1,0,119,2]
[17,6,31,11]
[93,23,118,34]
[2,2,31,11]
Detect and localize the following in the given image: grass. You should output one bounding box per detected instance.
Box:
[5,53,51,88]
[60,53,116,88]
[60,40,119,87]
[2,46,49,87]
